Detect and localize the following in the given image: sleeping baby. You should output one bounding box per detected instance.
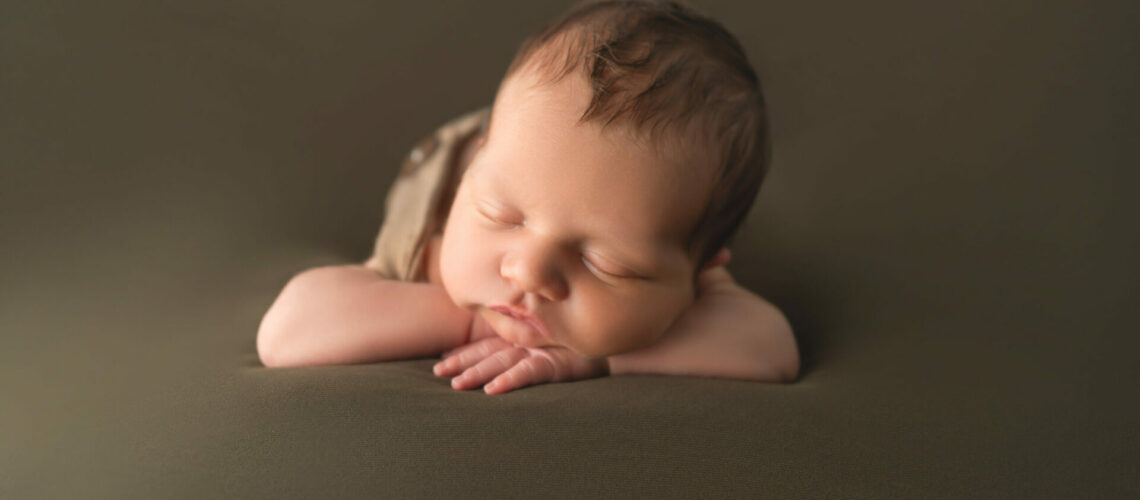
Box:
[257,0,799,394]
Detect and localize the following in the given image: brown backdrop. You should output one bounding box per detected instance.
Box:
[3,0,1137,497]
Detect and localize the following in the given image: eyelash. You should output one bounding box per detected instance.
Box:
[478,206,636,281]
[582,257,627,280]
[478,208,521,229]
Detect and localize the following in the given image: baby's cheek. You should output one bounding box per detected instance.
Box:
[568,297,660,357]
[438,230,478,305]
[450,233,508,309]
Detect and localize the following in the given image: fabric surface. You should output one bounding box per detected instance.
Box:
[362,108,488,281]
[2,0,1138,498]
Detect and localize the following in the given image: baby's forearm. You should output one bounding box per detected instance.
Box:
[257,265,472,367]
[607,281,799,383]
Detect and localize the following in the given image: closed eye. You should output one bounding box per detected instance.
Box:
[476,206,521,228]
[582,254,639,280]
[582,257,622,280]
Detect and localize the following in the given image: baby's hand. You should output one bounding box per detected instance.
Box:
[433,337,608,395]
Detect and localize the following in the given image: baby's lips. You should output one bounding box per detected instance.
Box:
[489,305,553,342]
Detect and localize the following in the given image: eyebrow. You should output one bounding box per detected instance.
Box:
[470,176,668,273]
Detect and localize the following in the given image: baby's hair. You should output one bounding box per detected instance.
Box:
[501,0,770,275]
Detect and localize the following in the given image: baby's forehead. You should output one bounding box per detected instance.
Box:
[478,66,714,231]
[506,74,713,175]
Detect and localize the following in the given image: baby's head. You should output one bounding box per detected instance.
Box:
[439,0,769,356]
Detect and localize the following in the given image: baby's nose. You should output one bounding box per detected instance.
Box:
[500,243,569,301]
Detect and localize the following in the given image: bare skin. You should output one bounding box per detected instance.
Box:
[424,66,798,394]
[257,66,799,393]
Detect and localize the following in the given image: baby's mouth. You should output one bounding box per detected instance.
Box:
[489,305,553,342]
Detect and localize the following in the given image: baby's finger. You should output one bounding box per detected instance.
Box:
[484,355,557,395]
[433,337,510,377]
[451,345,530,391]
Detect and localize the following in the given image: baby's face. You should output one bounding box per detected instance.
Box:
[438,68,713,357]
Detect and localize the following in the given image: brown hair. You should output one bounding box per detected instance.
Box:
[500,0,770,276]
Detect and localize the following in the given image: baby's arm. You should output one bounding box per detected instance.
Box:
[608,267,800,383]
[434,266,798,394]
[257,265,473,367]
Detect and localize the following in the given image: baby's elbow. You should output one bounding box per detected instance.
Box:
[754,341,799,384]
[257,300,295,368]
[256,268,323,368]
[257,318,285,368]
[772,315,800,383]
[751,300,800,383]
[772,342,800,383]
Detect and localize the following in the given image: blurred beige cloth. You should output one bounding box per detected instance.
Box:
[363,108,490,281]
